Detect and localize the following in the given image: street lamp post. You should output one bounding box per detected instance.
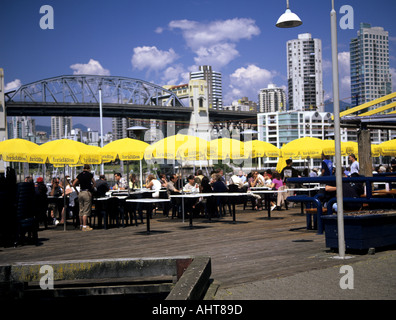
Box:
[276,0,346,259]
[330,0,346,259]
[99,85,104,175]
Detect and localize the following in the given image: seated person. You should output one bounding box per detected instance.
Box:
[113,172,127,190]
[95,174,110,197]
[250,171,265,187]
[183,175,199,193]
[48,177,63,225]
[166,174,181,218]
[324,173,364,212]
[146,174,161,198]
[211,173,228,192]
[264,172,274,188]
[167,174,181,195]
[182,175,200,216]
[159,173,168,189]
[228,174,245,191]
[129,173,140,190]
[201,176,216,218]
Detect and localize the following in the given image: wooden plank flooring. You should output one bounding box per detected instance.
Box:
[0,205,382,289]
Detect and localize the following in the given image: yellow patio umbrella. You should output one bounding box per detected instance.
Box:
[281,137,348,159]
[244,140,280,158]
[144,134,192,160]
[28,139,102,165]
[341,141,380,158]
[321,140,349,156]
[379,139,396,156]
[276,155,287,172]
[0,138,39,162]
[176,136,209,161]
[281,137,324,159]
[208,138,247,160]
[101,138,149,162]
[343,141,358,155]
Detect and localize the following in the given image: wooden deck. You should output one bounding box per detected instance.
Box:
[0,204,379,289]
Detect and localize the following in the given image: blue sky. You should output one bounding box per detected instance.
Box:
[1,0,396,133]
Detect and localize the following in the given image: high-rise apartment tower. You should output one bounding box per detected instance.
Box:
[350,23,392,107]
[287,33,324,112]
[258,84,286,113]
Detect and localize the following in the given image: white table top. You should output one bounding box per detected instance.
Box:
[170,192,250,198]
[250,187,319,193]
[126,198,170,203]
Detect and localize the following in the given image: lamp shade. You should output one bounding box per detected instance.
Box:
[276,9,302,28]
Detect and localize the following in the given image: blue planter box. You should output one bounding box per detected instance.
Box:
[322,213,396,251]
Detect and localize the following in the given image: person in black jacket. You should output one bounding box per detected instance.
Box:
[280,159,300,182]
[35,177,48,227]
[324,173,364,212]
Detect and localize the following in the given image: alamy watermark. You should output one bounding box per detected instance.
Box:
[39,265,54,290]
[339,5,354,30]
[339,265,354,289]
[39,5,54,30]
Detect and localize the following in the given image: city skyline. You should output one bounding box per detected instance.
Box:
[1,0,396,132]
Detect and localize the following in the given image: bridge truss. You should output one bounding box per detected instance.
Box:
[5,75,185,107]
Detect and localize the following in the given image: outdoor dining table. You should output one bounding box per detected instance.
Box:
[125,198,170,234]
[170,192,249,227]
[250,187,320,218]
[96,189,167,228]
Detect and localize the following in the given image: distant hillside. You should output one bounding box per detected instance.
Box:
[324,100,352,113]
[35,125,51,136]
[73,123,88,132]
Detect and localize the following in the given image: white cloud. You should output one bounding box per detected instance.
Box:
[225,64,275,103]
[131,46,178,71]
[4,79,22,92]
[194,43,239,69]
[169,18,260,70]
[155,27,164,34]
[169,18,260,50]
[338,52,351,100]
[161,64,189,85]
[338,51,350,71]
[70,59,110,76]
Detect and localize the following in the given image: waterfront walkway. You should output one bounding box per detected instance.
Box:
[1,205,395,300]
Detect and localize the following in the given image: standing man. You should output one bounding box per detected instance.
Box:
[73,164,95,231]
[321,154,333,176]
[349,154,359,175]
[280,159,300,182]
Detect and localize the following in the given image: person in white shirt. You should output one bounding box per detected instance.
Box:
[114,172,127,190]
[229,174,244,189]
[348,154,359,175]
[183,175,199,193]
[146,174,161,198]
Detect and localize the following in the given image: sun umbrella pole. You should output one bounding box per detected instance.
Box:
[63,164,67,231]
[179,160,185,223]
[127,161,130,195]
[139,159,143,189]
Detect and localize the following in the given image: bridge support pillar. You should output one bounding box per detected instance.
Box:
[0,68,8,173]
